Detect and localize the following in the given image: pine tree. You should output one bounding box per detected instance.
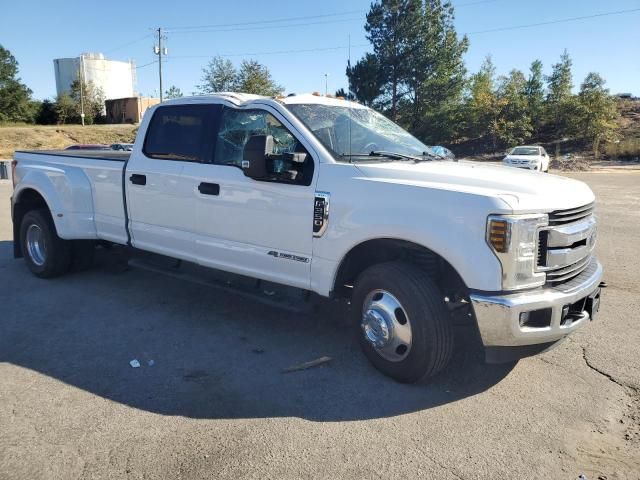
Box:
[465,56,498,143]
[235,60,284,97]
[525,59,544,135]
[0,45,35,123]
[545,50,576,136]
[576,73,619,157]
[494,69,533,146]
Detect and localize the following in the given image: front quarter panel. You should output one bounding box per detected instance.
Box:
[311,163,508,296]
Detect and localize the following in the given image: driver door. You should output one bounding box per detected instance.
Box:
[187,106,317,289]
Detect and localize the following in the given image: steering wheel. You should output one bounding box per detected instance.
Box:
[363,142,379,153]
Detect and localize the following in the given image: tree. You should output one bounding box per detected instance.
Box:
[349,0,467,140]
[235,60,284,96]
[197,56,237,94]
[576,72,619,157]
[405,0,469,141]
[69,77,105,124]
[55,93,75,124]
[545,50,576,135]
[358,0,425,120]
[36,99,58,124]
[334,88,355,100]
[165,85,183,99]
[465,56,498,142]
[493,69,533,147]
[347,53,383,107]
[197,57,283,96]
[525,59,544,134]
[0,45,35,123]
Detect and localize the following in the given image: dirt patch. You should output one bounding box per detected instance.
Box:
[0,124,137,158]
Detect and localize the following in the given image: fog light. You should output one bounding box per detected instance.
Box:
[519,308,553,329]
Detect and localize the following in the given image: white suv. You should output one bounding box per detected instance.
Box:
[503,146,550,172]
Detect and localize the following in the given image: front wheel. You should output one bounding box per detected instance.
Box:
[20,209,72,278]
[352,262,454,383]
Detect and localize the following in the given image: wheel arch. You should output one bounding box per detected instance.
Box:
[12,187,52,258]
[332,238,469,300]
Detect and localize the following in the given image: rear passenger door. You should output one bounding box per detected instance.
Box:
[126,103,220,260]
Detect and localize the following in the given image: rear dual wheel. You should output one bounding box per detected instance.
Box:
[352,262,454,383]
[20,209,94,278]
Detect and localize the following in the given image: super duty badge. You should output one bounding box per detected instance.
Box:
[313,192,330,237]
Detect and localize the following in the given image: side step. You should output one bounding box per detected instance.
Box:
[127,250,315,314]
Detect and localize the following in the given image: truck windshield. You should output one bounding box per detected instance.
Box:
[286,103,434,161]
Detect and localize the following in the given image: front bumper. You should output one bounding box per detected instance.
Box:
[470,258,603,354]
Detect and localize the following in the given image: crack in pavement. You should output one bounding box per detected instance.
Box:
[581,346,638,394]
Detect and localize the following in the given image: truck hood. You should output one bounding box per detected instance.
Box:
[354,160,595,212]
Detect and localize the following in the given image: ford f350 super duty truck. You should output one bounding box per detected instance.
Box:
[10,93,603,383]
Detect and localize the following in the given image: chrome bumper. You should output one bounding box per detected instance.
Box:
[470,259,603,347]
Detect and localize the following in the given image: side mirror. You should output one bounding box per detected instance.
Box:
[242,135,274,178]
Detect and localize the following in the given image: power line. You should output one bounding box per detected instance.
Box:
[104,34,153,54]
[468,7,640,34]
[169,44,369,59]
[165,9,362,30]
[166,16,362,35]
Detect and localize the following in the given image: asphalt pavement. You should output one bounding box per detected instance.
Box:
[0,172,638,479]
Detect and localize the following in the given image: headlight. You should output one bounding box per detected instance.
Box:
[487,214,548,290]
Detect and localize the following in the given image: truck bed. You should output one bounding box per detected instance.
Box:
[15,150,130,162]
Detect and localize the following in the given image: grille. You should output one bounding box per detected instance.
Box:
[539,202,596,286]
[545,255,592,285]
[548,203,594,226]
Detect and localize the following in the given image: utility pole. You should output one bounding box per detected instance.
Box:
[157,28,163,102]
[154,28,167,102]
[79,54,85,126]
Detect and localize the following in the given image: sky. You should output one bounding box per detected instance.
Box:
[3,0,640,101]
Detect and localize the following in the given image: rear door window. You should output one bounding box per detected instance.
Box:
[143,104,221,162]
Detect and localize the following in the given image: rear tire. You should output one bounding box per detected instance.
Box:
[20,209,72,278]
[352,262,454,383]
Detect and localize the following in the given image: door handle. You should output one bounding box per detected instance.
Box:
[129,174,146,185]
[198,182,220,196]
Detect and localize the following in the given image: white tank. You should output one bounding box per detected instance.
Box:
[54,52,135,100]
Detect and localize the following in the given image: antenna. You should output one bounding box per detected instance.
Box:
[348,34,352,158]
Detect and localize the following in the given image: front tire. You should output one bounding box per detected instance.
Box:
[20,209,72,278]
[352,262,454,383]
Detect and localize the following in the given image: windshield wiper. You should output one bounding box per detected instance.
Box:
[341,151,418,163]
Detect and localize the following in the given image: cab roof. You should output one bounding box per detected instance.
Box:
[161,92,366,109]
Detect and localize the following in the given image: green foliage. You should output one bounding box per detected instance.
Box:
[197,56,237,93]
[68,77,105,125]
[348,0,468,142]
[197,56,283,96]
[346,53,383,107]
[235,60,284,96]
[0,44,36,123]
[35,99,58,125]
[576,73,619,157]
[54,94,75,125]
[165,85,183,99]
[464,56,498,142]
[544,50,576,136]
[525,60,544,134]
[334,88,355,100]
[493,69,533,147]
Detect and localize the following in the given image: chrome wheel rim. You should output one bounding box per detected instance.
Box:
[361,289,412,362]
[26,224,47,266]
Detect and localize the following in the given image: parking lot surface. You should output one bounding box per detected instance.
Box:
[0,172,639,479]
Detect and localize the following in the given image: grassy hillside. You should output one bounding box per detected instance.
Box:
[0,124,137,159]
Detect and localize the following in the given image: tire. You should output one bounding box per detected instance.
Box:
[352,261,454,383]
[20,209,72,278]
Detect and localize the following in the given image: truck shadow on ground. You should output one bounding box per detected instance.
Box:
[0,242,516,422]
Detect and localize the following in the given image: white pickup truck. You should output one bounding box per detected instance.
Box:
[10,93,603,383]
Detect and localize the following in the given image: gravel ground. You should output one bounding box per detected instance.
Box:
[0,172,638,480]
